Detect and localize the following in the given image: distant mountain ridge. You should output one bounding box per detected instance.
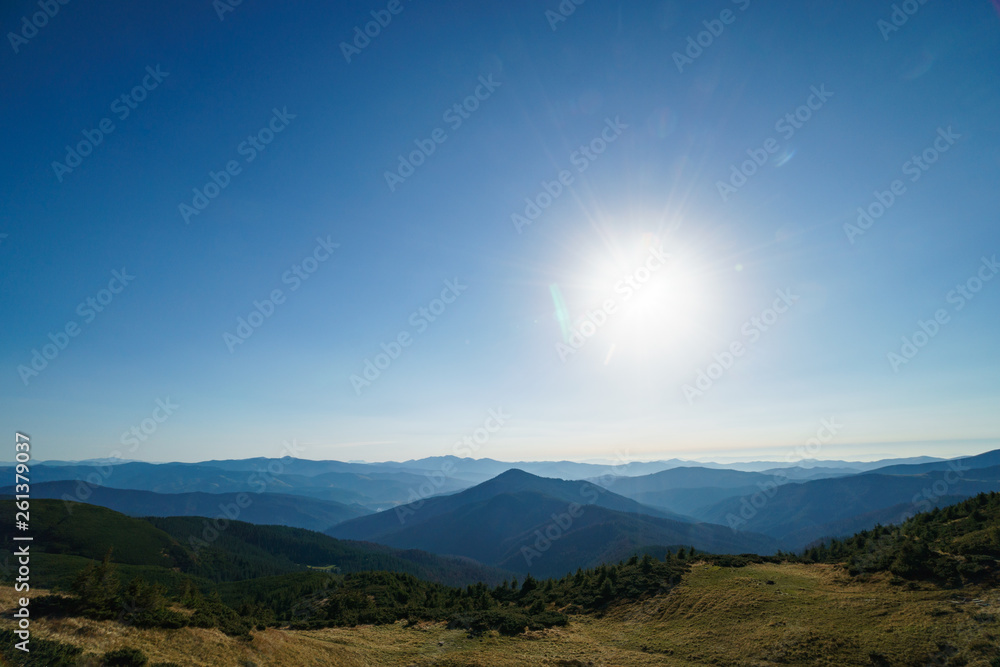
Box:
[328,469,778,577]
[701,463,1000,549]
[16,452,953,479]
[5,450,996,560]
[863,448,1000,476]
[1,481,370,532]
[0,461,472,510]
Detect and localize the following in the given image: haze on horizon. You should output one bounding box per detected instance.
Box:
[2,1,999,465]
[23,444,988,468]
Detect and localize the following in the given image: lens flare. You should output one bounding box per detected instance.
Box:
[550,283,572,343]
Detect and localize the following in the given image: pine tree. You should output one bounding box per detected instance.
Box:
[641,553,654,573]
[520,574,537,596]
[72,548,120,618]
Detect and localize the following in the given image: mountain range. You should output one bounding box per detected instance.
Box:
[3,448,998,571]
[328,468,778,577]
[1,481,370,533]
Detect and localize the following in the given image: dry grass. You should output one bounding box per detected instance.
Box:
[3,563,998,666]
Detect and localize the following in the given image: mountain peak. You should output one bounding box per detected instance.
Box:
[475,468,542,493]
[494,468,535,479]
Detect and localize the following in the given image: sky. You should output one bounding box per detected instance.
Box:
[2,0,999,464]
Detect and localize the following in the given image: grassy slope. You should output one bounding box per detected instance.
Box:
[5,562,997,666]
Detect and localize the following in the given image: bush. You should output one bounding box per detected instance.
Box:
[0,629,82,667]
[530,610,569,629]
[452,609,532,636]
[103,646,148,666]
[868,652,891,667]
[189,598,254,638]
[31,593,77,618]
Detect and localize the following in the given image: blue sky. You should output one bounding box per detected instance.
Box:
[2,0,998,464]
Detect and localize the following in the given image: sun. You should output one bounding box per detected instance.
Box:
[614,250,711,354]
[553,237,715,362]
[622,253,707,332]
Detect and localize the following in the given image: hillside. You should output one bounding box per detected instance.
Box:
[864,448,1000,476]
[2,499,183,568]
[597,466,785,492]
[620,484,766,518]
[330,469,682,540]
[3,494,1000,665]
[808,491,1000,585]
[3,481,369,532]
[0,500,509,589]
[328,470,778,577]
[701,465,1000,549]
[592,466,800,517]
[783,496,968,550]
[4,562,997,666]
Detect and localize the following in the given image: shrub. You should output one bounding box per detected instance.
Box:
[103,646,148,666]
[452,609,532,636]
[530,610,569,629]
[0,629,82,667]
[868,652,891,666]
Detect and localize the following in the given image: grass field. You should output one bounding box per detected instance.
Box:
[3,563,998,666]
